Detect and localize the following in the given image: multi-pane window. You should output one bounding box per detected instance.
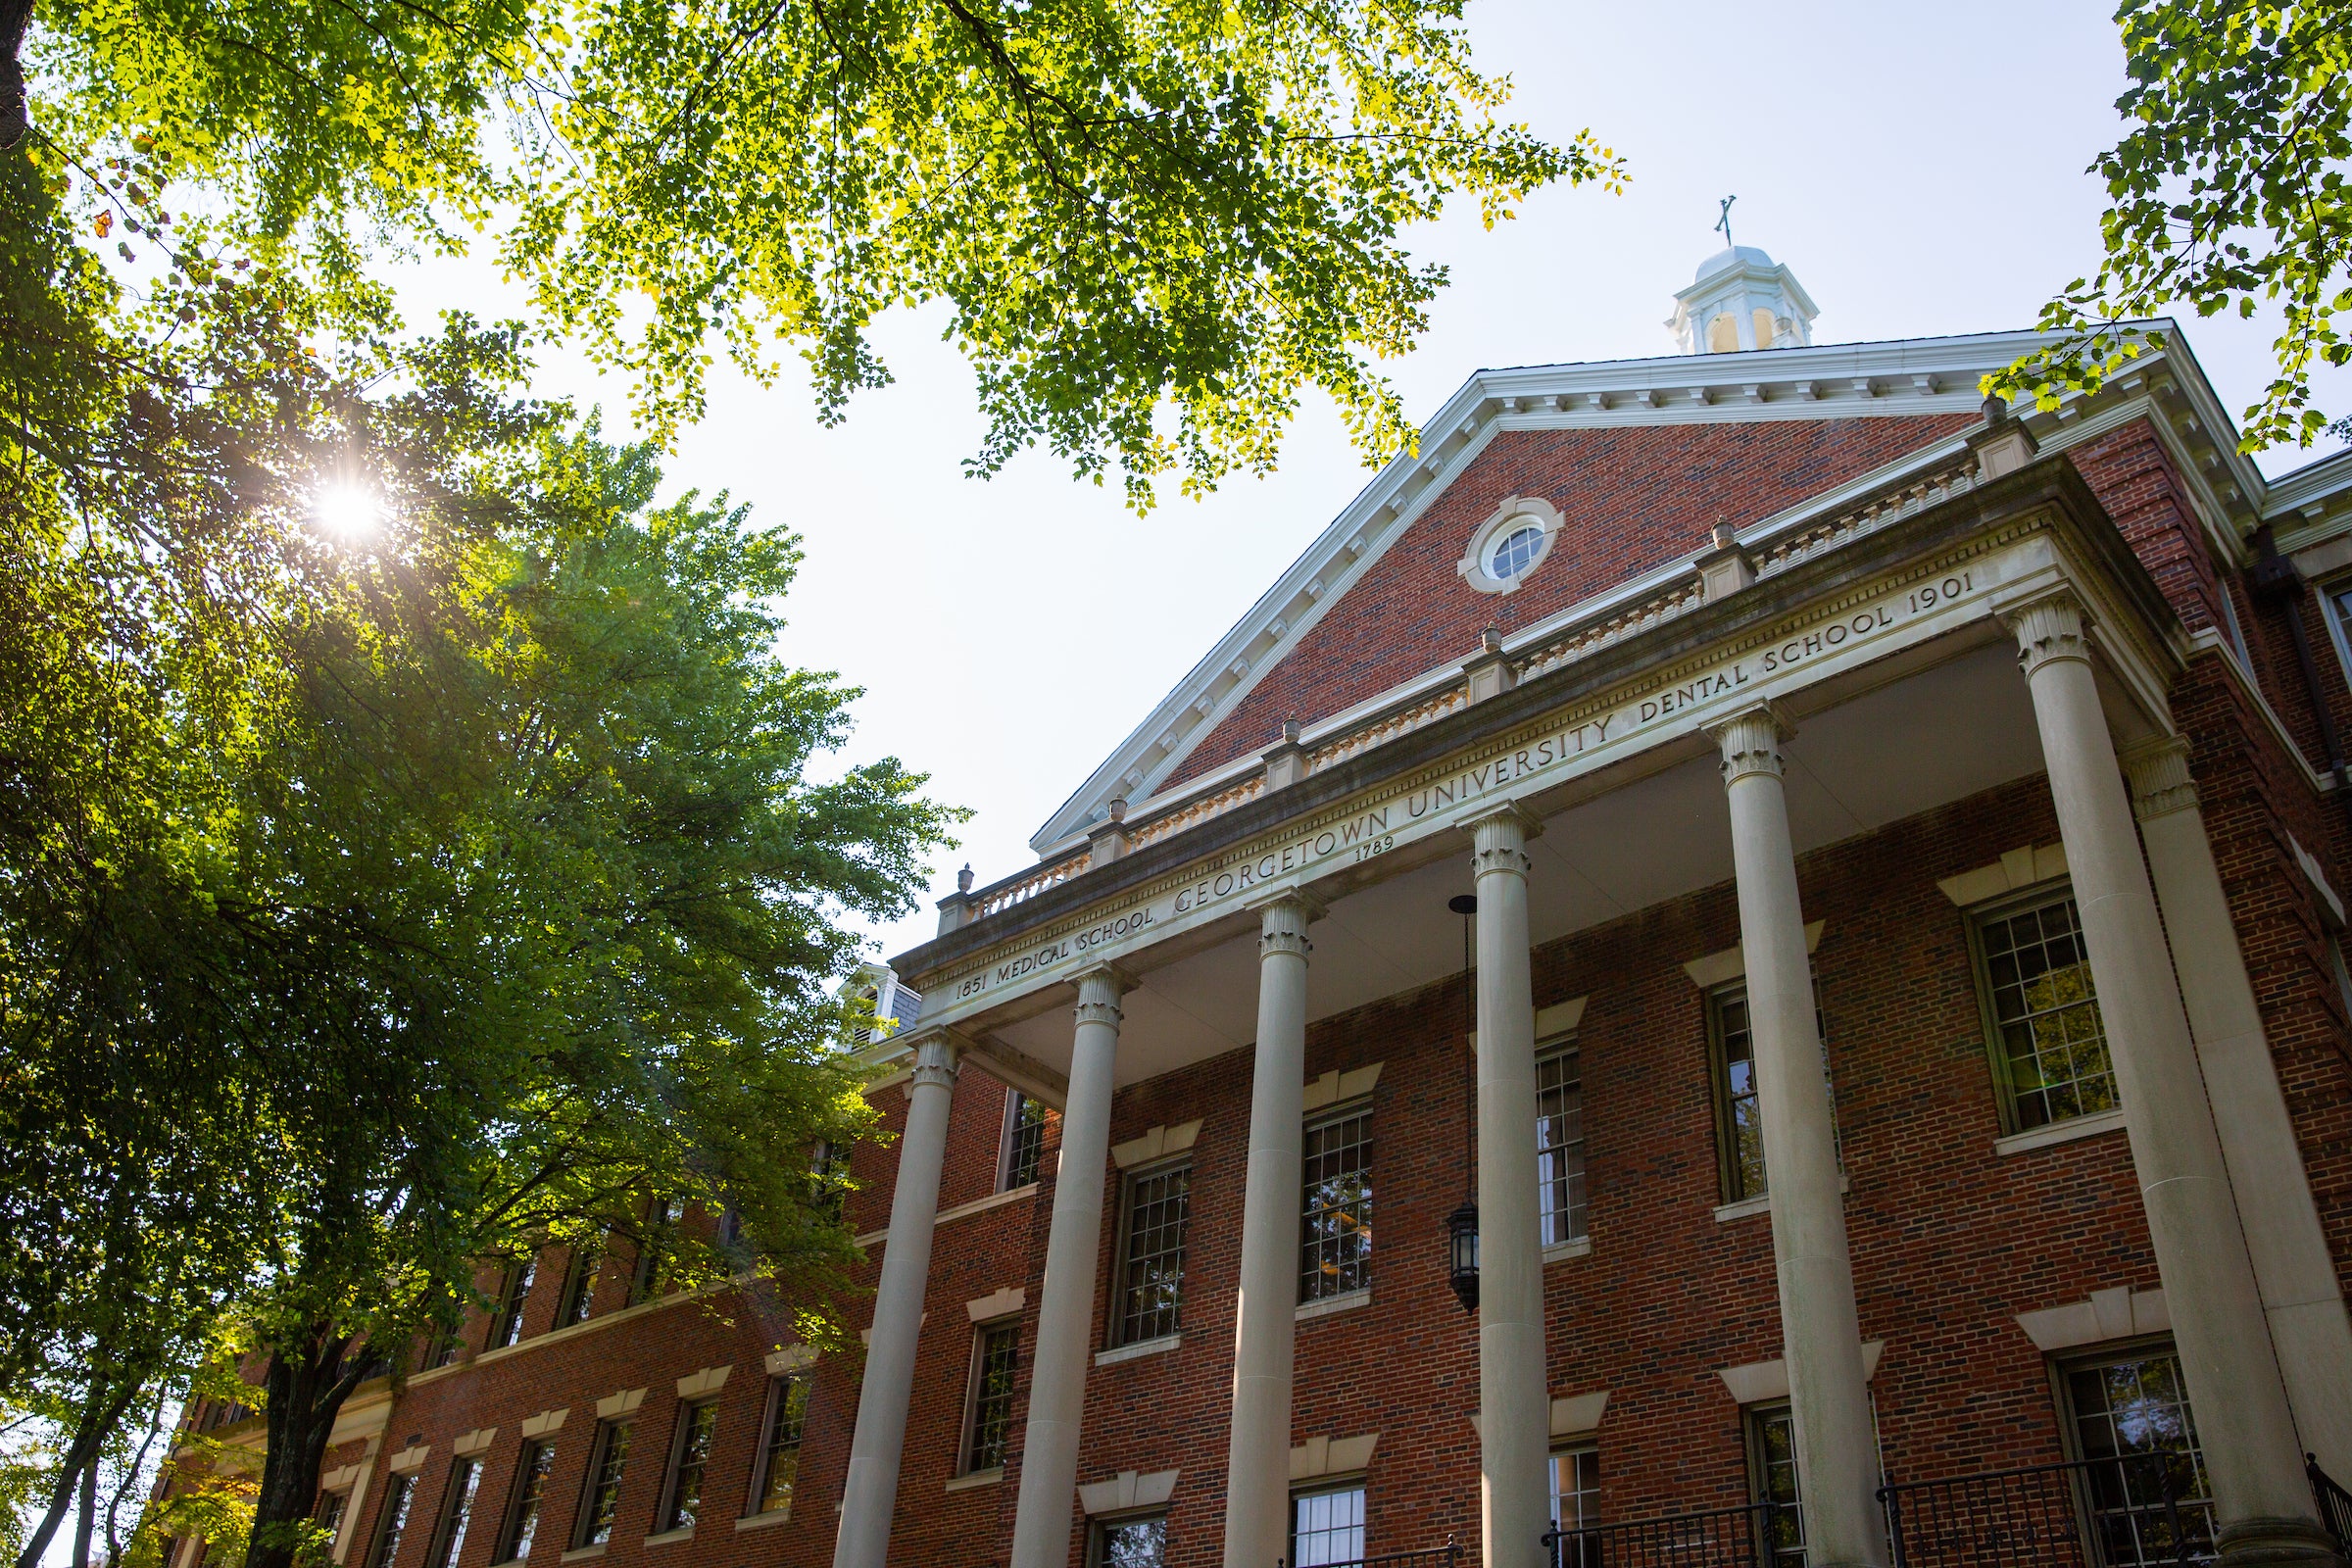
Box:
[629,1200,678,1305]
[1002,1093,1048,1190]
[1112,1164,1191,1346]
[808,1143,849,1222]
[1300,1105,1372,1302]
[656,1401,717,1533]
[555,1244,600,1328]
[495,1441,556,1563]
[1708,985,1832,1203]
[573,1421,631,1548]
[425,1459,480,1568]
[1746,1406,1805,1567]
[491,1258,534,1349]
[366,1475,416,1568]
[1549,1448,1600,1568]
[1973,892,2115,1132]
[2063,1347,2217,1566]
[315,1491,349,1548]
[751,1376,809,1517]
[1536,1043,1587,1246]
[962,1322,1020,1474]
[1291,1486,1366,1568]
[1092,1514,1168,1568]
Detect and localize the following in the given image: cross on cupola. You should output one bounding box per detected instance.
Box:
[1667,210,1819,356]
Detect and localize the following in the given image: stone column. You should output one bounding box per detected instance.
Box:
[2009,591,2335,1564]
[1712,707,1883,1568]
[2128,737,2352,1479]
[1466,807,1552,1568]
[1008,965,1128,1568]
[832,1034,958,1568]
[1223,892,1320,1568]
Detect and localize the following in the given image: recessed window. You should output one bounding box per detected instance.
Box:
[656,1401,718,1533]
[424,1459,480,1568]
[1291,1486,1366,1568]
[491,1258,535,1349]
[495,1440,557,1563]
[365,1475,416,1568]
[1001,1092,1048,1191]
[2061,1345,2216,1564]
[555,1242,600,1328]
[1490,524,1544,582]
[1744,1405,1805,1567]
[1112,1162,1190,1346]
[573,1421,632,1547]
[750,1375,808,1517]
[961,1321,1020,1474]
[1090,1514,1168,1568]
[1707,983,1833,1203]
[1299,1103,1372,1302]
[1968,887,2116,1133]
[1536,1040,1587,1247]
[1549,1447,1599,1566]
[314,1491,350,1549]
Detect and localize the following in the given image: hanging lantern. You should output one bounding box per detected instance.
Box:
[1446,1200,1479,1313]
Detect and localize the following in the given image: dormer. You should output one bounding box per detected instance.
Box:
[1668,245,1819,355]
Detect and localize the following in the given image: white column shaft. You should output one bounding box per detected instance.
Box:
[2129,738,2352,1479]
[1470,809,1551,1568]
[1008,968,1126,1568]
[1716,709,1884,1568]
[832,1037,958,1568]
[1223,894,1317,1568]
[2010,594,2328,1557]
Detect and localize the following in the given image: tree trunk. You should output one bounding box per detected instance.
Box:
[0,0,30,148]
[71,1448,97,1568]
[14,1384,135,1568]
[244,1329,368,1568]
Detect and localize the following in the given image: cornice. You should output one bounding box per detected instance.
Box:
[908,455,2174,988]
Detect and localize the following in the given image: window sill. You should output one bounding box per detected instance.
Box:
[734,1510,792,1533]
[946,1468,1004,1493]
[1994,1106,2127,1156]
[1544,1238,1592,1264]
[1297,1290,1371,1322]
[1713,1174,1847,1225]
[642,1528,692,1548]
[1096,1334,1181,1367]
[560,1547,606,1563]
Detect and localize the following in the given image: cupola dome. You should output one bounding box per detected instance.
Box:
[1668,245,1819,355]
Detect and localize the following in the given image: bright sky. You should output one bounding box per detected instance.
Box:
[389,0,2351,970]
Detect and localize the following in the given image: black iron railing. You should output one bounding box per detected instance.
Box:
[1283,1542,1460,1568]
[2310,1455,2352,1553]
[1878,1452,2215,1567]
[1543,1501,1788,1567]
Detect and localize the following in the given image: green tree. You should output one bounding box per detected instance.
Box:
[1991,0,2351,450]
[15,0,1620,506]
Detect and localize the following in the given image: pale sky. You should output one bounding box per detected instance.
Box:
[389,0,2352,970]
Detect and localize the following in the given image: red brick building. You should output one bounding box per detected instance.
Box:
[184,249,2352,1568]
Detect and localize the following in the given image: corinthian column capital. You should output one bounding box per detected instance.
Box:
[1709,703,1791,785]
[2122,734,2200,824]
[1072,963,1132,1029]
[906,1032,961,1093]
[1253,891,1325,958]
[2003,587,2093,678]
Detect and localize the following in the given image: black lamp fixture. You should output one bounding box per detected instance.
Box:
[1446,893,1480,1314]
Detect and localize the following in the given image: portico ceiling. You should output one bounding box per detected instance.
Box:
[981,633,2048,1092]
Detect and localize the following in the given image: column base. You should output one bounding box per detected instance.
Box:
[2219,1517,2347,1567]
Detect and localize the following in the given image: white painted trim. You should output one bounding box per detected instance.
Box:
[2016,1286,2170,1351]
[856,1181,1038,1249]
[1938,845,2069,908]
[641,1528,693,1548]
[1683,923,1825,988]
[1077,1468,1181,1516]
[1994,1106,2128,1156]
[1543,1237,1592,1264]
[1548,1391,1609,1438]
[1303,1063,1382,1112]
[1290,1434,1378,1482]
[1297,1289,1371,1322]
[594,1387,647,1420]
[965,1286,1026,1324]
[674,1365,731,1399]
[1111,1120,1202,1170]
[733,1510,793,1533]
[1717,1341,1885,1404]
[944,1468,1004,1494]
[1096,1334,1181,1367]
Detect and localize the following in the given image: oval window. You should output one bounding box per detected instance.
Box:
[1490,523,1544,581]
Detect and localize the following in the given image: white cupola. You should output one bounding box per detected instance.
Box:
[1667,245,1819,356]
